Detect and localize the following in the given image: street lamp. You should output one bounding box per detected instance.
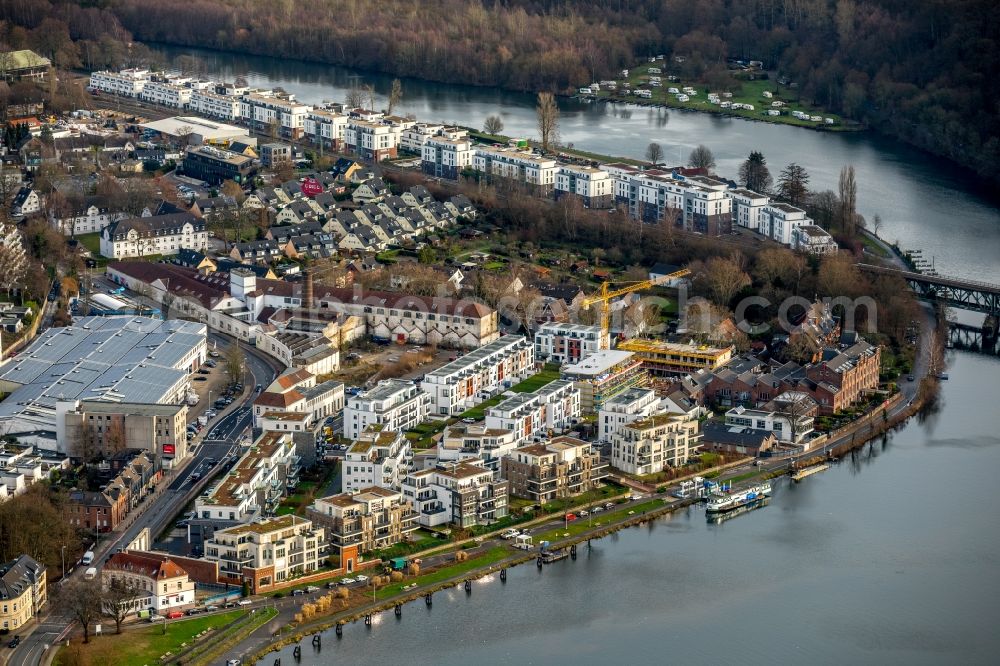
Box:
[61,545,66,581]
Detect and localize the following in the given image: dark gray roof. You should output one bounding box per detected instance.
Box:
[0,555,45,602]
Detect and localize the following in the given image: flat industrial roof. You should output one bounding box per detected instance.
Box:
[0,316,205,422]
[140,115,249,141]
[562,350,636,377]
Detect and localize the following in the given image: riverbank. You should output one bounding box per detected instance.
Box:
[241,362,939,665]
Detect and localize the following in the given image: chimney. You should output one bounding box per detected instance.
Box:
[305,267,314,311]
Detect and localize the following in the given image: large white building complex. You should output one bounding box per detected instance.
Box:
[533,323,606,365]
[401,460,508,528]
[610,413,699,475]
[485,380,581,446]
[342,425,412,494]
[0,317,206,453]
[420,336,535,416]
[343,380,431,440]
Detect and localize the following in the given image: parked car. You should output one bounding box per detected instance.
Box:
[305,585,319,593]
[237,599,252,606]
[187,608,204,615]
[167,610,184,619]
[339,577,356,585]
[292,589,305,596]
[205,605,219,612]
[8,635,21,648]
[501,529,519,539]
[354,574,369,583]
[605,502,616,509]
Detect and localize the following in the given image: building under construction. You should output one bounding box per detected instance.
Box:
[617,339,733,377]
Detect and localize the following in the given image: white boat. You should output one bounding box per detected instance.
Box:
[706,482,773,513]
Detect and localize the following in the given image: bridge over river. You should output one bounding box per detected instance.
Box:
[858,264,1000,316]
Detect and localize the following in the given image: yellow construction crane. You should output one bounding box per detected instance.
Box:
[581,268,691,349]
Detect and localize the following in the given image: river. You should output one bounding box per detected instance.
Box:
[145,46,1000,665]
[156,45,1000,282]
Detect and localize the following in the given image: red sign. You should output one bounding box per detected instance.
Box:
[300,177,323,198]
[163,443,176,457]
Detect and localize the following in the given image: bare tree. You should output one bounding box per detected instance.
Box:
[773,393,816,443]
[105,418,127,456]
[646,142,664,166]
[699,254,752,306]
[102,577,143,634]
[387,78,402,115]
[483,114,504,135]
[0,220,27,297]
[838,164,858,236]
[688,144,716,171]
[58,578,104,643]
[536,92,559,152]
[345,86,366,109]
[225,342,245,382]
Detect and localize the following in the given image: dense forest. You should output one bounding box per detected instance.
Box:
[0,0,997,181]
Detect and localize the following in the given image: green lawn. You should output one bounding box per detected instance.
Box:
[510,363,562,393]
[534,498,666,543]
[369,529,441,561]
[75,232,103,256]
[592,63,851,132]
[372,546,511,601]
[55,610,252,666]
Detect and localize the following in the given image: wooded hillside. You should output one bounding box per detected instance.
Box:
[1,0,997,181]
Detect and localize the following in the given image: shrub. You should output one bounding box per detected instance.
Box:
[390,571,404,582]
[335,587,349,599]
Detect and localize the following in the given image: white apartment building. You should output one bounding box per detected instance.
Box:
[99,212,208,259]
[725,398,815,443]
[554,165,613,208]
[241,92,310,139]
[421,336,535,416]
[791,224,839,254]
[437,423,519,471]
[472,146,558,192]
[727,187,770,231]
[611,413,699,475]
[400,123,444,152]
[253,368,344,427]
[421,134,474,180]
[304,108,348,150]
[88,69,148,97]
[49,198,126,235]
[611,169,733,235]
[344,118,402,162]
[194,431,298,522]
[760,202,813,245]
[102,553,194,613]
[189,90,242,121]
[342,425,412,494]
[598,387,663,442]
[140,80,192,108]
[344,379,431,440]
[533,323,607,365]
[205,515,325,591]
[485,380,581,446]
[401,460,508,528]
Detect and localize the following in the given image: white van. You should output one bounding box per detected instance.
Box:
[82,550,95,565]
[84,567,97,580]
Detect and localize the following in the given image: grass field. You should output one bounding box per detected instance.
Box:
[591,64,853,132]
[75,232,102,256]
[373,546,511,601]
[54,610,253,666]
[534,498,666,542]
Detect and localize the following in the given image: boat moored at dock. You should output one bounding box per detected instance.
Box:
[706,482,773,513]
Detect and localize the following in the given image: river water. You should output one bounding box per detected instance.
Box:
[146,46,1000,664]
[157,45,1000,282]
